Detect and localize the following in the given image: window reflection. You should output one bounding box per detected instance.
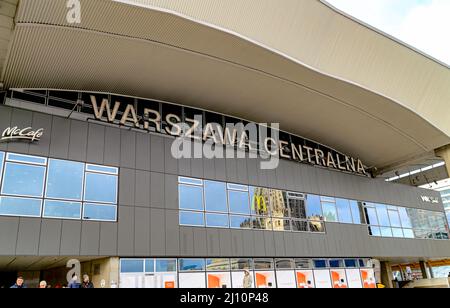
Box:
[46,159,84,200]
[2,163,46,197]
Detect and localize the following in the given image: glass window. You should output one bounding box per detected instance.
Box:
[254,259,274,270]
[85,164,118,174]
[292,220,308,232]
[46,159,84,200]
[6,153,46,165]
[376,204,391,227]
[365,207,379,225]
[268,190,288,218]
[380,227,393,237]
[403,229,415,239]
[179,259,205,272]
[329,260,343,268]
[83,203,116,221]
[120,259,144,273]
[156,259,177,272]
[287,194,306,219]
[179,184,204,211]
[0,197,42,217]
[336,199,353,224]
[205,213,229,228]
[322,202,338,222]
[398,207,412,228]
[344,259,357,268]
[227,183,248,191]
[1,163,46,197]
[206,259,230,271]
[84,173,117,204]
[43,200,82,219]
[252,217,272,230]
[145,259,155,273]
[249,187,271,217]
[388,209,402,228]
[359,259,369,268]
[295,259,312,269]
[306,194,323,220]
[179,177,203,186]
[313,260,328,268]
[230,258,253,271]
[275,259,295,269]
[392,228,404,238]
[272,218,291,232]
[309,221,325,233]
[204,181,227,212]
[351,201,364,224]
[179,211,204,226]
[369,226,381,237]
[228,190,250,214]
[229,215,252,229]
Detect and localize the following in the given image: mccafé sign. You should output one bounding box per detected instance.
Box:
[89,96,367,176]
[1,126,44,143]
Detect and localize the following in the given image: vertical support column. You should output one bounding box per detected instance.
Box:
[380,261,394,288]
[419,261,430,279]
[436,145,450,177]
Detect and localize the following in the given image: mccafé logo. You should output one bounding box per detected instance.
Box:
[89,96,367,175]
[1,126,44,143]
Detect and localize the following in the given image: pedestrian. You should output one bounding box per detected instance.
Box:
[81,274,94,288]
[68,273,80,288]
[10,276,26,289]
[39,281,47,289]
[243,269,253,288]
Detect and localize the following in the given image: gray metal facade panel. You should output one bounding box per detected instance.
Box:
[103,127,121,167]
[164,137,178,175]
[99,222,118,256]
[218,229,232,258]
[38,219,62,256]
[59,220,81,256]
[150,208,166,256]
[49,116,70,159]
[80,221,100,256]
[118,168,135,207]
[68,119,88,162]
[0,106,12,151]
[206,228,220,257]
[193,228,207,257]
[135,132,151,171]
[134,207,151,256]
[15,218,41,256]
[117,205,134,256]
[150,172,165,209]
[86,123,105,164]
[0,216,19,255]
[134,170,151,208]
[150,135,165,173]
[165,210,180,256]
[120,130,136,169]
[29,112,52,157]
[179,227,194,257]
[164,174,178,210]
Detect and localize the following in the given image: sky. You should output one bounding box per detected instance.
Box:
[326,0,450,65]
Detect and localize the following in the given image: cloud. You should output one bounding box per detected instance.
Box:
[326,0,450,65]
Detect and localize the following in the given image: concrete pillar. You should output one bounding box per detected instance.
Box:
[419,261,430,279]
[427,262,435,279]
[436,145,450,177]
[380,262,394,288]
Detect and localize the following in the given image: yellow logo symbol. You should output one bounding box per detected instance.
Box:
[252,195,268,213]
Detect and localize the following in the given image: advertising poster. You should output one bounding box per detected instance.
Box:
[296,270,315,288]
[330,269,348,288]
[313,270,332,289]
[207,272,232,288]
[179,272,206,288]
[360,269,377,289]
[154,273,177,288]
[346,269,363,288]
[231,271,254,288]
[255,271,276,288]
[275,270,296,288]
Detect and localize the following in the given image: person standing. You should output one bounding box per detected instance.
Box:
[10,276,26,289]
[81,274,94,288]
[39,281,47,289]
[68,274,81,288]
[243,269,253,288]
